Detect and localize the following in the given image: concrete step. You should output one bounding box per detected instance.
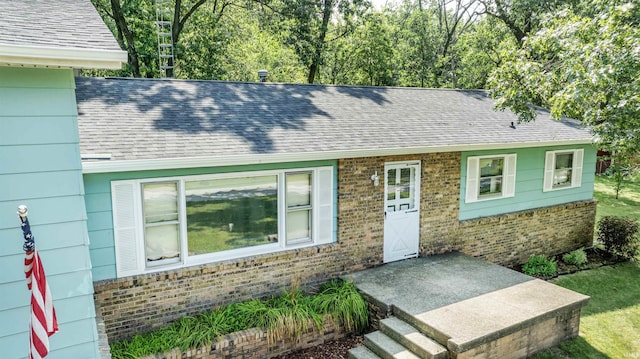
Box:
[349,345,383,359]
[380,317,449,359]
[365,331,421,359]
[394,306,450,348]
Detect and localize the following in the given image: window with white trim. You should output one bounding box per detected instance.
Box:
[465,154,517,203]
[143,182,181,266]
[111,166,334,277]
[544,149,583,191]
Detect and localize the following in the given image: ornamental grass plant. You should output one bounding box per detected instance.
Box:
[110,278,368,359]
[311,279,369,334]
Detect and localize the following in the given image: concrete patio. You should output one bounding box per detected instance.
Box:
[346,253,590,359]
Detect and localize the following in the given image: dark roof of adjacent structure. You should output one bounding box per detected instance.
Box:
[0,0,121,51]
[75,77,594,172]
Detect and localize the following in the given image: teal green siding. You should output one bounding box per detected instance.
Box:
[84,160,338,281]
[0,67,100,359]
[460,145,596,220]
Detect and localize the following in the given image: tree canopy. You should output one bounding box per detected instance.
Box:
[490,0,640,151]
[89,0,640,161]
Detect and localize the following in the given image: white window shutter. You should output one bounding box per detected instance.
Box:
[572,149,584,187]
[543,151,555,192]
[465,157,479,203]
[315,167,334,245]
[111,181,143,277]
[503,154,517,198]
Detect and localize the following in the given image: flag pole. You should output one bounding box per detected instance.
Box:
[18,205,59,359]
[18,205,35,252]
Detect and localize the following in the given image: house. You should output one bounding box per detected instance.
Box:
[75,77,597,341]
[0,1,127,358]
[0,1,597,357]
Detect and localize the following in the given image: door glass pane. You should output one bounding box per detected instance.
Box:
[143,183,178,223]
[287,210,311,242]
[386,165,416,212]
[386,168,396,200]
[145,224,180,262]
[399,168,412,199]
[287,173,311,207]
[185,175,278,255]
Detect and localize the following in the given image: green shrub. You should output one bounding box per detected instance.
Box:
[562,248,588,267]
[523,255,557,277]
[597,216,640,260]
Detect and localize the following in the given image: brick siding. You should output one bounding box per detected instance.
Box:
[93,152,596,343]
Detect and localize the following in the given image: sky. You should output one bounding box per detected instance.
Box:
[371,0,396,9]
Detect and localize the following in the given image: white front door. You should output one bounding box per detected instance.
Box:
[383,161,421,263]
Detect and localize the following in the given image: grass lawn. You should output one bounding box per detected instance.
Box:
[531,262,640,358]
[531,174,640,359]
[593,174,640,222]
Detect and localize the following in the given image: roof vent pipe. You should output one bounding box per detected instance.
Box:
[258,69,268,82]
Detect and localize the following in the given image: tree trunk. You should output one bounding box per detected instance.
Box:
[307,0,333,84]
[110,0,141,77]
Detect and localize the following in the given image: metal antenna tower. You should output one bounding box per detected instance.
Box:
[155,0,174,78]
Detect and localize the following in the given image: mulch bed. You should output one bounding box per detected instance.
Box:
[512,246,621,279]
[555,246,620,275]
[271,333,365,359]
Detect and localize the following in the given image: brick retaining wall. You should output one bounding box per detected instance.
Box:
[138,316,345,359]
[94,152,596,343]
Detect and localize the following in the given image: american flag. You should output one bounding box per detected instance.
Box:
[20,206,58,359]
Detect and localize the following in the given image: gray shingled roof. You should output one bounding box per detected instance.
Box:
[75,77,593,163]
[0,0,121,51]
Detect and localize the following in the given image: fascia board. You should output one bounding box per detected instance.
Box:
[0,43,127,69]
[82,139,594,174]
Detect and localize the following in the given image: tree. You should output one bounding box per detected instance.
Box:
[455,16,515,88]
[92,0,234,77]
[351,12,396,85]
[394,4,440,87]
[393,0,480,88]
[92,0,158,77]
[490,0,640,152]
[268,0,370,83]
[431,0,481,87]
[219,7,307,82]
[478,0,575,45]
[604,150,638,199]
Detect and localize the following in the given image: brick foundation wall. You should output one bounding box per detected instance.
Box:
[95,244,366,341]
[94,152,596,342]
[457,200,596,267]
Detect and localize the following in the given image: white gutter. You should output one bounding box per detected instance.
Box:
[82,139,594,174]
[0,43,127,69]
